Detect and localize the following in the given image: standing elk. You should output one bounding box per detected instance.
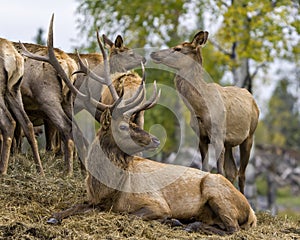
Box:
[150,31,260,194]
[13,39,88,175]
[22,20,257,235]
[0,38,44,175]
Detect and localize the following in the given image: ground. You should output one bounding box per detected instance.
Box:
[0,153,299,240]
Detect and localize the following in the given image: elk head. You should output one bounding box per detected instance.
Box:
[99,75,161,156]
[150,31,208,69]
[103,34,146,73]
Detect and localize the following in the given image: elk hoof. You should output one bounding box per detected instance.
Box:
[47,217,60,225]
[184,221,203,232]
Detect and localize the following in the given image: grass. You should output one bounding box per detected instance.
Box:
[0,152,299,239]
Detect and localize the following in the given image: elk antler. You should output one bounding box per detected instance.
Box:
[20,14,111,112]
[73,31,119,102]
[21,14,160,117]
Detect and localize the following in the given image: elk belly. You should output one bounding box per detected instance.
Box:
[161,167,208,220]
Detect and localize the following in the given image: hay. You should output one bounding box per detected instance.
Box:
[0,153,299,240]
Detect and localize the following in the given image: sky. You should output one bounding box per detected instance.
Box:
[0,0,79,52]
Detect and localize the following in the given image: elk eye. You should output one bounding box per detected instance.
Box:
[119,125,128,131]
[174,47,181,51]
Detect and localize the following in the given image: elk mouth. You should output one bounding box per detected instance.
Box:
[145,137,160,150]
[150,52,162,63]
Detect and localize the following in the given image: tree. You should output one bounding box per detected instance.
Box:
[262,79,300,149]
[33,28,46,45]
[74,0,300,155]
[204,0,300,92]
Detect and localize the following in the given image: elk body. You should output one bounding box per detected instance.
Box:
[24,18,257,235]
[13,41,86,175]
[0,38,44,175]
[151,31,260,193]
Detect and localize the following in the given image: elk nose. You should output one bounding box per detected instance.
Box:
[152,137,160,147]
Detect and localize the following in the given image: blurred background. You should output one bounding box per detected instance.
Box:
[1,0,299,218]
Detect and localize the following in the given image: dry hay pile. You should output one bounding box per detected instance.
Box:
[0,153,299,240]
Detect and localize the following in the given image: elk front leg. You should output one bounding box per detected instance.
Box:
[47,202,94,224]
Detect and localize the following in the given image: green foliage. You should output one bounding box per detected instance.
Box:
[33,28,46,45]
[206,0,300,73]
[74,0,300,155]
[261,79,300,149]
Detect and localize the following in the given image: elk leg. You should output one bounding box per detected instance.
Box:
[239,136,253,194]
[224,146,238,184]
[215,142,225,175]
[6,94,45,176]
[11,122,22,154]
[199,139,209,171]
[41,102,75,176]
[44,119,59,152]
[185,221,228,236]
[0,103,16,174]
[47,202,94,224]
[131,201,172,222]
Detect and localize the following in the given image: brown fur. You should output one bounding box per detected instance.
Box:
[49,94,256,235]
[0,38,44,175]
[150,31,260,193]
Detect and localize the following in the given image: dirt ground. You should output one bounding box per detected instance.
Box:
[0,153,299,240]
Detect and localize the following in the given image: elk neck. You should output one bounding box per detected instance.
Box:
[174,59,210,115]
[97,128,132,170]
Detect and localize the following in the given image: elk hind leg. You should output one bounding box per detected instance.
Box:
[0,105,16,174]
[224,146,238,184]
[239,136,253,194]
[199,139,209,171]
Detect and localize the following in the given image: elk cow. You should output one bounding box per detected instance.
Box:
[150,31,260,193]
[0,38,44,175]
[22,20,257,235]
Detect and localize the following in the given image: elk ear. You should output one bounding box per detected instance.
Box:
[192,31,209,47]
[115,35,124,48]
[103,34,114,48]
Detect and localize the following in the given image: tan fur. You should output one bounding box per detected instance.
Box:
[84,115,257,233]
[151,31,260,193]
[0,38,44,175]
[50,94,256,235]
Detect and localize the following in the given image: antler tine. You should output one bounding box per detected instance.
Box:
[82,75,112,111]
[114,61,147,116]
[124,81,161,118]
[124,61,145,105]
[72,49,108,85]
[97,31,119,101]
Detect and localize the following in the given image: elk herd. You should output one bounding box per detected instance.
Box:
[0,15,259,235]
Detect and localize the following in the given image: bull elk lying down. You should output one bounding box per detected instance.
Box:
[22,16,256,235]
